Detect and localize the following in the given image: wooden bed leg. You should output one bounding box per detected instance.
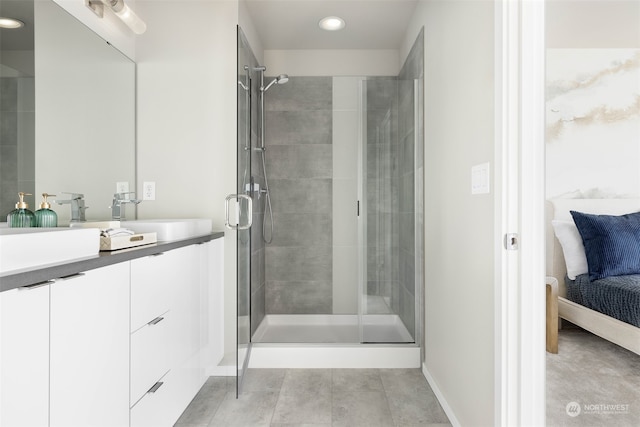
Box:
[546,277,559,353]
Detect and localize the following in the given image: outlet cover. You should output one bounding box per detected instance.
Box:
[143,182,156,201]
[116,181,129,193]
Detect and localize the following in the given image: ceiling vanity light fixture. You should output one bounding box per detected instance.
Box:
[85,0,147,35]
[0,17,24,29]
[318,16,345,31]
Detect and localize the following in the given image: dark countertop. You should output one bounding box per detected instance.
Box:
[0,231,225,292]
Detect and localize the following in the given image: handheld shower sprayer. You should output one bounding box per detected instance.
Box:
[253,66,289,244]
[262,74,289,92]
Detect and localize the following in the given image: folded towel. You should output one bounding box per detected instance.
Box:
[100,228,135,238]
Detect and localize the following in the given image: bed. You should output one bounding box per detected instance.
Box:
[547,198,640,355]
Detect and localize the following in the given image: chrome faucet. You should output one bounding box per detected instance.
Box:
[110,192,141,221]
[55,192,88,222]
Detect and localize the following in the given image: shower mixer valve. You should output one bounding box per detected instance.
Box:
[245,182,265,198]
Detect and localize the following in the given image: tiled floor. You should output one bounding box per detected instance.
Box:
[174,368,452,427]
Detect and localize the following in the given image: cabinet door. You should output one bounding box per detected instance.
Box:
[0,284,49,427]
[50,263,130,427]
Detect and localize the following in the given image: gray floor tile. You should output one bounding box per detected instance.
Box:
[380,369,449,425]
[241,368,286,392]
[280,368,332,395]
[175,378,227,425]
[270,389,332,424]
[207,391,278,427]
[176,368,453,427]
[270,424,331,427]
[332,390,395,427]
[332,368,384,392]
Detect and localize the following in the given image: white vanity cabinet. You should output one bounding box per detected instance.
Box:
[130,244,208,427]
[0,234,224,427]
[49,263,130,427]
[0,283,50,427]
[130,250,175,407]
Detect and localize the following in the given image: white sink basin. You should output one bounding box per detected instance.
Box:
[0,227,100,274]
[120,219,212,241]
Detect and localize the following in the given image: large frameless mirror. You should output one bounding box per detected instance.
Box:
[0,0,135,224]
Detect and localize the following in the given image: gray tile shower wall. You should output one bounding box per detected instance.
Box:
[366,77,400,316]
[264,76,333,315]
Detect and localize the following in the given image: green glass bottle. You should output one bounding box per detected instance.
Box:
[7,192,36,228]
[35,193,58,227]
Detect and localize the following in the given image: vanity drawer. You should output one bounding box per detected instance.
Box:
[131,310,172,405]
[130,369,184,427]
[130,252,174,332]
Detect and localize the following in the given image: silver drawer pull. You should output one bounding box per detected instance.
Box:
[19,280,53,290]
[148,316,164,326]
[55,273,86,282]
[148,381,163,393]
[149,252,164,257]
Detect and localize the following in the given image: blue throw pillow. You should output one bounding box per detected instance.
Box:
[570,210,640,280]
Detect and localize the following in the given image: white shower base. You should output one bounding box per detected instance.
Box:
[249,314,419,369]
[252,314,413,343]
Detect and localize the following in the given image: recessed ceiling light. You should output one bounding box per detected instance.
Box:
[319,16,345,31]
[0,17,24,29]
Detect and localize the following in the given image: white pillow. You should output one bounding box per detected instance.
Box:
[552,220,588,280]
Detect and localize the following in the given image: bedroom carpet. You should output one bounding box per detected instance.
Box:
[547,326,640,426]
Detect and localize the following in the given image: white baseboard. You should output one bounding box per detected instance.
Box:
[422,362,461,427]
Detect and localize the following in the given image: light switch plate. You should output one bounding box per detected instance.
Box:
[471,162,490,195]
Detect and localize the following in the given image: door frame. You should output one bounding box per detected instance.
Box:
[494,0,546,425]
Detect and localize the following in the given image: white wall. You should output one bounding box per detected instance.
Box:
[264,49,400,76]
[134,0,239,361]
[404,1,496,425]
[546,0,640,48]
[239,0,264,65]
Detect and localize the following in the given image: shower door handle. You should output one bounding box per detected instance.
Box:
[225,194,253,230]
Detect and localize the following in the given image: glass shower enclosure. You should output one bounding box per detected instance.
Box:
[235,27,424,353]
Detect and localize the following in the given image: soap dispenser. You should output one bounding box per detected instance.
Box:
[35,193,58,227]
[7,192,36,228]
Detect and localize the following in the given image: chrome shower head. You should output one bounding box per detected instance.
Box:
[262,74,289,92]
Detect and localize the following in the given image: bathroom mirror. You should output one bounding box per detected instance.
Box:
[0,0,135,224]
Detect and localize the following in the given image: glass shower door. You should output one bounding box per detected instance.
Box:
[233,27,253,395]
[360,77,420,343]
